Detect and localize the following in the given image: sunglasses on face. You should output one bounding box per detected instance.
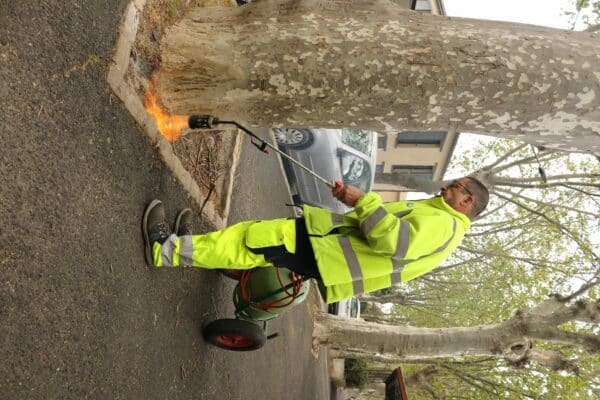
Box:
[448,180,473,196]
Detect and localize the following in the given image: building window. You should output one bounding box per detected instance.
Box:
[411,0,432,12]
[376,163,385,174]
[391,165,435,180]
[395,131,447,150]
[377,134,388,150]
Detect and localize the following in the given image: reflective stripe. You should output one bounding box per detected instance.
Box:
[179,235,194,266]
[390,220,411,284]
[390,210,412,283]
[338,237,364,295]
[391,269,402,285]
[392,219,457,283]
[331,213,344,225]
[160,234,177,267]
[360,206,387,236]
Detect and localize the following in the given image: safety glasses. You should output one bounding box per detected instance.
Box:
[448,180,473,196]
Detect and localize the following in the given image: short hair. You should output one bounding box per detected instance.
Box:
[464,177,489,219]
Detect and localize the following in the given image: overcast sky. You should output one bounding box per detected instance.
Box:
[443,0,576,29]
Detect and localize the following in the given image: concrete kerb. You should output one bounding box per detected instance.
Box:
[107,0,240,229]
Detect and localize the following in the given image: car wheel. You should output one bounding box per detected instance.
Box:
[273,128,314,149]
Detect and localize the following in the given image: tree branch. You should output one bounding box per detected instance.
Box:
[527,326,600,353]
[494,186,599,217]
[442,363,538,399]
[494,181,600,189]
[457,245,559,267]
[493,173,599,184]
[478,143,529,171]
[493,191,599,262]
[559,276,600,303]
[492,149,559,173]
[563,184,600,198]
[527,348,580,373]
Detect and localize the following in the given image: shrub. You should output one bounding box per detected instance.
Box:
[345,358,370,388]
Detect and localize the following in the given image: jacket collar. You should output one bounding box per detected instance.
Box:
[418,196,471,230]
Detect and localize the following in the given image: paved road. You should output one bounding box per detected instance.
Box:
[0,1,328,399]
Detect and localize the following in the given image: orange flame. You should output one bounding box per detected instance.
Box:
[144,74,188,142]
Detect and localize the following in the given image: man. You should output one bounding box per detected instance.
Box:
[143,177,489,303]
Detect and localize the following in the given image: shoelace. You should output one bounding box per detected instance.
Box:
[155,222,170,236]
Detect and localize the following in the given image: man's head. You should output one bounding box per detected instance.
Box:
[441,177,489,220]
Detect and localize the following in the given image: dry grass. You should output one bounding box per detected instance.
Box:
[172,132,225,192]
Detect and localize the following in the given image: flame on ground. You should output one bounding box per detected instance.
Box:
[144,74,188,142]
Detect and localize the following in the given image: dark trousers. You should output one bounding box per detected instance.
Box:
[249,218,321,279]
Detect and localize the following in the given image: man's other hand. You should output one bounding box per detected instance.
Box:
[332,184,365,207]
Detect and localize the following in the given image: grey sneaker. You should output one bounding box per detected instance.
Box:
[143,200,171,266]
[173,208,193,236]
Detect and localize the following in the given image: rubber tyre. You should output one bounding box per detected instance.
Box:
[328,302,339,315]
[218,269,244,280]
[273,128,314,149]
[203,319,266,351]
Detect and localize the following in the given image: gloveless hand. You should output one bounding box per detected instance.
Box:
[332,184,365,207]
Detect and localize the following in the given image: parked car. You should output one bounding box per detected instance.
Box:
[328,296,361,319]
[273,128,378,213]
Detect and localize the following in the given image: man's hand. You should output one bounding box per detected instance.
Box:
[332,184,365,207]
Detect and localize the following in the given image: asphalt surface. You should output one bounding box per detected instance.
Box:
[0,1,328,399]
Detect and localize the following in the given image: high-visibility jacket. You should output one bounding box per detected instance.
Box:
[152,192,469,304]
[303,192,470,303]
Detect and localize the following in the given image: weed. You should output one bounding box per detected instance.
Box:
[167,0,178,17]
[345,359,371,388]
[86,54,103,64]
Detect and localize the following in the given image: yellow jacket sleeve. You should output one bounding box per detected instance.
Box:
[353,192,401,256]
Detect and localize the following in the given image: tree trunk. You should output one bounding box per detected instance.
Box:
[374,173,445,193]
[158,0,600,153]
[314,311,522,360]
[313,296,600,362]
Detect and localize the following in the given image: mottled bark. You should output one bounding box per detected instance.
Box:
[159,0,600,153]
[313,296,600,361]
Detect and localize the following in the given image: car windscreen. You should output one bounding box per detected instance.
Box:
[341,129,374,157]
[338,150,372,192]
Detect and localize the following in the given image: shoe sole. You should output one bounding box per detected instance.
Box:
[142,199,162,266]
[174,208,192,236]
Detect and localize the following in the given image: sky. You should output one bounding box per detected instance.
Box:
[443,0,578,29]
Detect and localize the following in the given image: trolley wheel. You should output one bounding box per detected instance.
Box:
[218,269,244,280]
[203,318,266,351]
